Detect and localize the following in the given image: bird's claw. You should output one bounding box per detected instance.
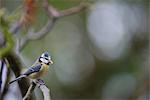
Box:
[35,79,45,87]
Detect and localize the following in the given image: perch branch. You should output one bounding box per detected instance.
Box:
[23,79,51,100]
[39,84,51,100]
[36,79,51,100]
[35,79,51,100]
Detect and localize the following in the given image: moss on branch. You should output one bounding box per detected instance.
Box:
[0,18,14,58]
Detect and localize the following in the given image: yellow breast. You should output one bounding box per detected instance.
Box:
[28,64,49,79]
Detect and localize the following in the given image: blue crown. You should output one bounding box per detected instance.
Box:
[44,52,49,57]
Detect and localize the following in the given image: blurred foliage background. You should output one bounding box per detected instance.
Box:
[1,0,149,100]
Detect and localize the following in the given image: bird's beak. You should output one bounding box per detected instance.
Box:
[49,60,53,64]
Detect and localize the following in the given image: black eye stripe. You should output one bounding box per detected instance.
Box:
[45,58,49,60]
[40,57,49,60]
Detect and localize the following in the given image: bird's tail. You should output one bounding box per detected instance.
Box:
[9,75,26,84]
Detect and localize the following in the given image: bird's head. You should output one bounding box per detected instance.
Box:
[39,52,53,65]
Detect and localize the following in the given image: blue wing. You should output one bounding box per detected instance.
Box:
[23,64,42,76]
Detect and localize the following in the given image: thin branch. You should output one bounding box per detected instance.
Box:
[43,0,88,18]
[19,19,56,51]
[57,3,88,18]
[27,19,56,40]
[9,22,22,34]
[43,0,60,18]
[23,81,36,100]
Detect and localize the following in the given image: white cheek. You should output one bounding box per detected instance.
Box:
[40,58,48,63]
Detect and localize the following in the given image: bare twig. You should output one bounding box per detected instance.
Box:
[56,3,88,18]
[19,19,56,51]
[27,19,56,40]
[43,0,88,18]
[9,22,22,34]
[43,0,60,18]
[23,81,36,100]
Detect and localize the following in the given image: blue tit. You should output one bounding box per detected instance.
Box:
[9,52,53,84]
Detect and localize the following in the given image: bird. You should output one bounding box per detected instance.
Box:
[9,51,53,84]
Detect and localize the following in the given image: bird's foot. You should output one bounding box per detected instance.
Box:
[35,79,45,87]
